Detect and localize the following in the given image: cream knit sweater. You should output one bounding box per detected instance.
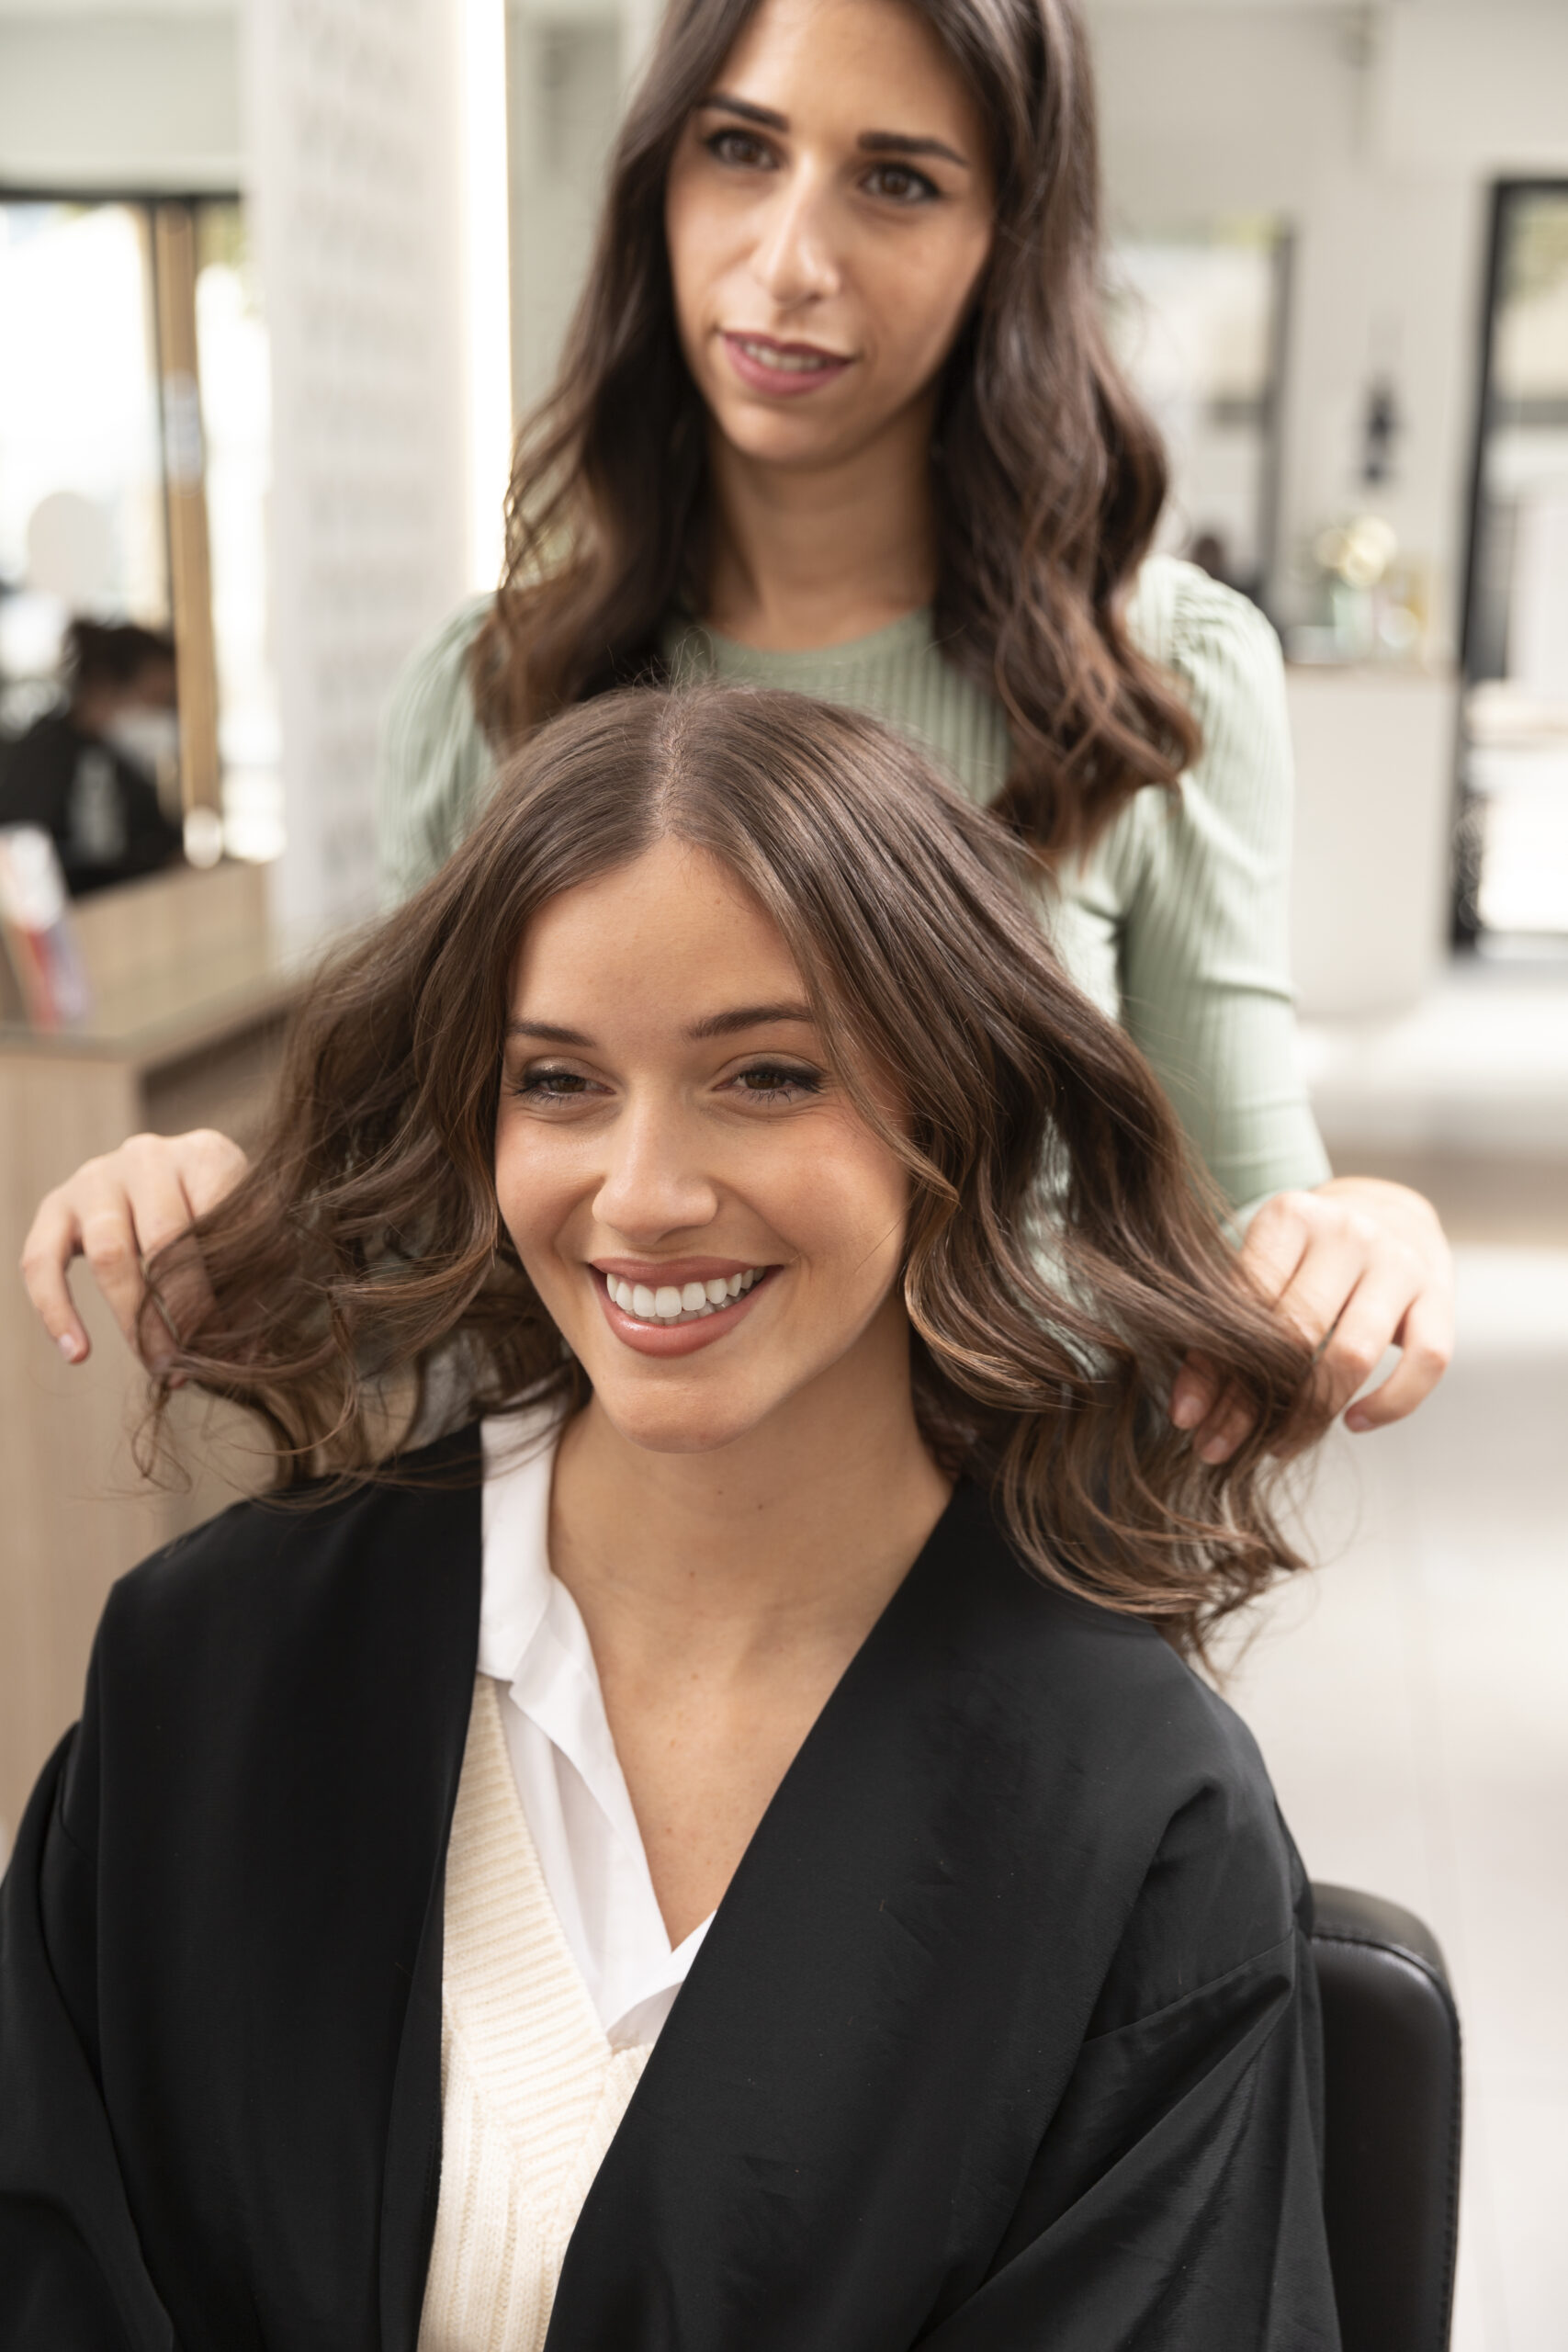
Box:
[418,1677,651,2352]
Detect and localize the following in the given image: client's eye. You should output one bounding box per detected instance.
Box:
[730,1062,823,1103]
[514,1066,599,1102]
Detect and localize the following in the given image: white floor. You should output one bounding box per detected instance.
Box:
[1225,1247,1568,2352]
[1299,961,1568,1159]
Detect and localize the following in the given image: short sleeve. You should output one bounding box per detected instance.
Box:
[1116,560,1332,1215]
[376,597,497,907]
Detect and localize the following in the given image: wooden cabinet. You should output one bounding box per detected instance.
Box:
[0,860,299,1848]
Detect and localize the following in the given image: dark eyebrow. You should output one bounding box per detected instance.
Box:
[685,1001,815,1041]
[504,1005,815,1046]
[857,130,970,169]
[505,1020,593,1045]
[699,91,789,132]
[698,94,968,172]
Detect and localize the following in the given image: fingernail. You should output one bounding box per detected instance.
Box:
[58,1333,85,1363]
[1170,1394,1202,1430]
[1198,1436,1231,1465]
[1345,1409,1370,1432]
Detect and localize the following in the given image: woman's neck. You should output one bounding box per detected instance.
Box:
[701,398,939,652]
[548,1309,949,1688]
[547,1306,949,1944]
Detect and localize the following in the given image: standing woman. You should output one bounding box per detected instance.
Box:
[22,0,1451,1453]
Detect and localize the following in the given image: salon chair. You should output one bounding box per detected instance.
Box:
[1310,1883,1462,2352]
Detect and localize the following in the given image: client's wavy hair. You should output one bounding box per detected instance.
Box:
[146,689,1317,1658]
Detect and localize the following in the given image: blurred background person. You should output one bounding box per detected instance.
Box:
[0,618,183,896]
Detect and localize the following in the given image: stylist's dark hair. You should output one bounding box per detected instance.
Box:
[147,688,1316,1661]
[469,0,1198,860]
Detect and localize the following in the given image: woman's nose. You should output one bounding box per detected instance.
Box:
[592,1101,720,1242]
[750,171,842,310]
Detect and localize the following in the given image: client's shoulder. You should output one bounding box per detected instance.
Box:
[99,1423,483,1668]
[936,1484,1288,1839]
[948,1491,1304,2001]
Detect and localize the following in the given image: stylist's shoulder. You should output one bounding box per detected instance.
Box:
[1126,552,1292,831]
[377,594,499,907]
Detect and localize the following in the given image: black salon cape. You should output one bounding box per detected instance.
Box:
[0,1427,1339,2350]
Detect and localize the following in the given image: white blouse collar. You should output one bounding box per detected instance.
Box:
[479,1408,712,2045]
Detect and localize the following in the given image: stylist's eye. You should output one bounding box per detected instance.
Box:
[863,163,940,204]
[705,128,777,171]
[729,1062,824,1103]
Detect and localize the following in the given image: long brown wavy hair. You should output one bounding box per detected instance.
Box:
[470,0,1199,857]
[148,689,1315,1659]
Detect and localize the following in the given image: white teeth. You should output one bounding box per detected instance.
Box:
[605,1268,767,1324]
[739,337,832,374]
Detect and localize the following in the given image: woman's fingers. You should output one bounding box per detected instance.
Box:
[18,1186,95,1361]
[1173,1180,1453,1464]
[1168,1355,1217,1430]
[113,1134,224,1364]
[1171,1194,1315,1439]
[1179,1194,1322,1463]
[22,1157,151,1359]
[1192,1388,1258,1467]
[17,1128,249,1369]
[1235,1191,1318,1307]
[1343,1282,1456,1432]
[175,1128,253,1217]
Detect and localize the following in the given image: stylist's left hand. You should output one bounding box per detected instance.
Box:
[1170,1176,1455,1464]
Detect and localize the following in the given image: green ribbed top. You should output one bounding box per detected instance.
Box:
[377,556,1329,1212]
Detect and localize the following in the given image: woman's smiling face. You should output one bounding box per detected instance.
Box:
[495,835,913,1455]
[663,0,995,474]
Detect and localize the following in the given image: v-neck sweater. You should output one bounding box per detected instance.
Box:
[376,557,1330,1215]
[418,1677,650,2352]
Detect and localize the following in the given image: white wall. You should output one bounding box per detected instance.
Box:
[1087,0,1568,661]
[243,0,470,937]
[0,9,241,189]
[506,0,622,416]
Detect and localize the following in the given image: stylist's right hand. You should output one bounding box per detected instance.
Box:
[20,1128,248,1367]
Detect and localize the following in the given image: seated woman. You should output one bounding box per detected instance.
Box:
[0,688,1338,2350]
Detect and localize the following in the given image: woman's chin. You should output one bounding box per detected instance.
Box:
[706,391,866,477]
[597,1395,767,1457]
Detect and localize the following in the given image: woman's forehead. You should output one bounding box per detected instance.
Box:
[510,840,807,1025]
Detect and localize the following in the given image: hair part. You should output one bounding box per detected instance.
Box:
[147,688,1317,1662]
[469,0,1198,859]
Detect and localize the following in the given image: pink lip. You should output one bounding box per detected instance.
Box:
[721,330,853,399]
[592,1265,778,1359]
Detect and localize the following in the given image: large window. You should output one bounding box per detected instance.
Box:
[1460,180,1568,948]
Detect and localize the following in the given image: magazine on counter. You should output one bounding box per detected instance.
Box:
[0,824,93,1030]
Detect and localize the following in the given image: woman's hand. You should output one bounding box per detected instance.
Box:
[19,1128,250,1368]
[1170,1176,1455,1464]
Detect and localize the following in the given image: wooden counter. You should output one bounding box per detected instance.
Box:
[0,860,305,1849]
